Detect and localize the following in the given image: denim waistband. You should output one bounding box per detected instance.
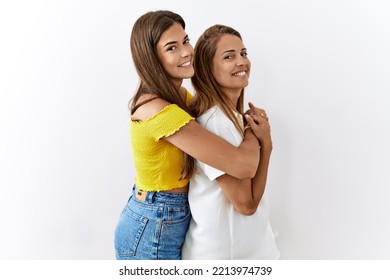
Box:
[132,186,188,204]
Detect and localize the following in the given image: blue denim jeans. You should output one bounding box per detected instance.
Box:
[114,186,191,260]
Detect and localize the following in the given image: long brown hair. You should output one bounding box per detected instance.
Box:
[129,10,194,179]
[190,24,245,136]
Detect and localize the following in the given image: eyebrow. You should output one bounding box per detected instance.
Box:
[163,34,189,48]
[221,48,247,55]
[222,49,235,54]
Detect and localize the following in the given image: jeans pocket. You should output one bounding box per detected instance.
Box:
[167,204,190,222]
[114,207,148,259]
[159,206,191,251]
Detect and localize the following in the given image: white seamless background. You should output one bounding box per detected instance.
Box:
[1,0,389,259]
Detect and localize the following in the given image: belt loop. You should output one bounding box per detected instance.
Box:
[148,191,156,204]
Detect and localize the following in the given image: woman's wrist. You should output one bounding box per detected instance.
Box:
[260,139,273,152]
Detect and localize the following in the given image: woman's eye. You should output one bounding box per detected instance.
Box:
[224,55,234,59]
[167,46,177,51]
[184,38,190,44]
[241,52,248,57]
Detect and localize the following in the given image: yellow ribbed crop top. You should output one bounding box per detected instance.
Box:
[130,91,194,192]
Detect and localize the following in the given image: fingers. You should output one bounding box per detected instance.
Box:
[245,102,255,116]
[245,114,264,128]
[247,112,268,123]
[245,114,271,143]
[249,113,262,124]
[247,102,268,120]
[260,112,269,121]
[245,114,257,127]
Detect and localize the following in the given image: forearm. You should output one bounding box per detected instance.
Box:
[216,137,271,216]
[235,129,260,178]
[250,143,272,208]
[165,120,259,179]
[230,143,271,215]
[217,148,270,216]
[202,127,259,178]
[217,104,273,215]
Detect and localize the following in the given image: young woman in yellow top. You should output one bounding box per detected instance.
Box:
[114,10,263,260]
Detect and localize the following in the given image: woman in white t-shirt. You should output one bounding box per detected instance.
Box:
[182,24,280,259]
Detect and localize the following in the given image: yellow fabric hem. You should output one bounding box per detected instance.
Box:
[134,178,189,192]
[156,117,193,140]
[130,104,181,124]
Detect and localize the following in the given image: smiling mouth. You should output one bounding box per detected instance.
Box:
[233,71,247,76]
[179,61,191,67]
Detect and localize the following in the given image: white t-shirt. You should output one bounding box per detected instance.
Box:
[182,106,280,260]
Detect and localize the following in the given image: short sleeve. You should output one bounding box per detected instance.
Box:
[197,107,243,181]
[148,104,194,141]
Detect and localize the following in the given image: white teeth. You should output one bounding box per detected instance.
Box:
[233,71,246,76]
[180,61,191,67]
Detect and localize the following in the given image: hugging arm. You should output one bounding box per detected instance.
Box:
[216,143,272,215]
[165,120,260,179]
[216,104,274,215]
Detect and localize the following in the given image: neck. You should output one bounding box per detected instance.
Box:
[224,89,241,109]
[172,78,183,89]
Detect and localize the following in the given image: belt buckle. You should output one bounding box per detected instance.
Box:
[136,189,148,202]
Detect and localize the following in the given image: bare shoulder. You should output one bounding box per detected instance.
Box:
[131,94,171,121]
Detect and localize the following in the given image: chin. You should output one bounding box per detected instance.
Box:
[236,81,249,88]
[179,71,194,79]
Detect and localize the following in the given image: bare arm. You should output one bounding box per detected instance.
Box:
[165,120,260,179]
[216,107,273,215]
[216,143,272,215]
[133,97,259,179]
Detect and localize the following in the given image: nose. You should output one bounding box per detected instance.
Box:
[236,56,247,67]
[181,45,193,58]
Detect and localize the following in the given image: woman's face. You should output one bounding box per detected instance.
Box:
[212,34,250,95]
[156,22,194,86]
